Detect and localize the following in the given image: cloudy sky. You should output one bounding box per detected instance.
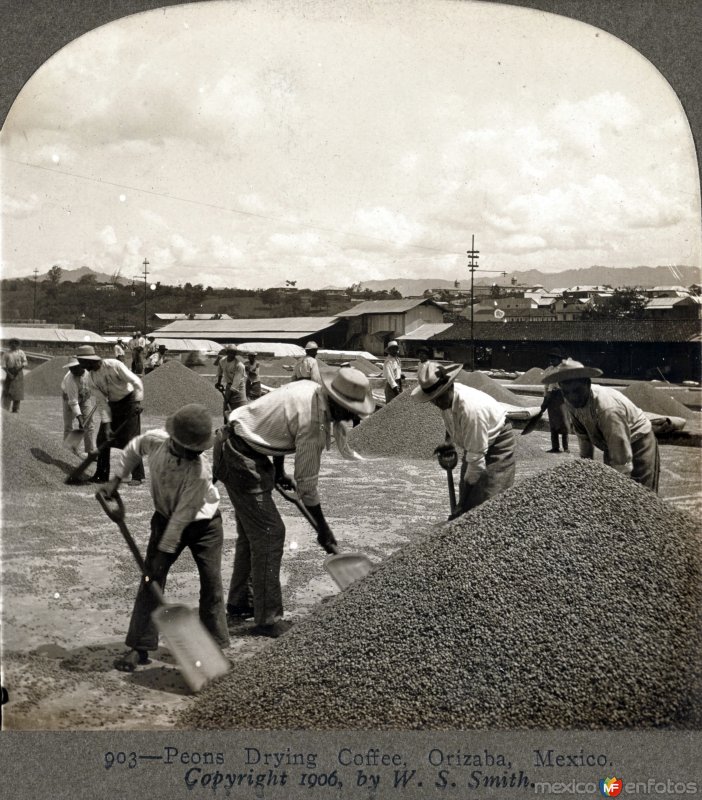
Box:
[1,0,699,289]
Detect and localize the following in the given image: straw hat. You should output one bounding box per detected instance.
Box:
[411,363,463,403]
[320,367,375,416]
[166,404,214,451]
[75,345,102,361]
[540,358,603,384]
[66,359,81,369]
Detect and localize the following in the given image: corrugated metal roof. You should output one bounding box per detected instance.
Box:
[336,299,441,317]
[645,297,694,309]
[1,326,109,344]
[153,317,340,335]
[397,322,453,340]
[432,319,702,343]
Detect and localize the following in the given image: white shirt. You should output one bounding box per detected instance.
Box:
[565,385,652,474]
[292,355,322,384]
[442,383,507,469]
[117,430,220,553]
[113,343,126,360]
[88,358,144,423]
[61,371,93,417]
[217,357,246,392]
[383,355,402,388]
[228,381,330,505]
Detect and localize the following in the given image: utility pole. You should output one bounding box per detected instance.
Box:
[466,235,506,371]
[32,268,39,321]
[135,258,150,333]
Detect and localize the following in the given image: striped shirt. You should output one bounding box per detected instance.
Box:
[442,383,507,470]
[217,357,246,392]
[61,371,93,417]
[383,355,402,389]
[565,385,651,474]
[88,358,144,423]
[292,355,322,384]
[228,381,331,505]
[117,429,220,553]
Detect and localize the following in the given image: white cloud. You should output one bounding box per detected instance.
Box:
[352,207,424,248]
[3,193,42,218]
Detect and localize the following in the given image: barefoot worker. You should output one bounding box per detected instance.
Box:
[107,404,229,671]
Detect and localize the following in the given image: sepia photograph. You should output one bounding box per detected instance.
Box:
[1,0,701,794]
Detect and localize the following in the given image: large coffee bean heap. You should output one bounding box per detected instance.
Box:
[181,459,701,730]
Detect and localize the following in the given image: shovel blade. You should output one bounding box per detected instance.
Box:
[151,604,229,693]
[324,552,374,591]
[63,429,85,451]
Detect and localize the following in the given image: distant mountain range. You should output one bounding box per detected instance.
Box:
[30,266,130,285]
[358,265,701,295]
[14,264,701,293]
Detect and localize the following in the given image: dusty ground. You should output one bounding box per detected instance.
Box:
[1,395,700,730]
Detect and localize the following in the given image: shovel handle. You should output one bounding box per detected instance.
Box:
[95,489,165,604]
[274,484,339,555]
[95,488,125,523]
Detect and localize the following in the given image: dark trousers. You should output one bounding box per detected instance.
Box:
[219,435,286,626]
[125,511,229,650]
[94,393,145,481]
[550,431,569,451]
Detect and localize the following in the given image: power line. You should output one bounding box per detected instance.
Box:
[3,156,462,257]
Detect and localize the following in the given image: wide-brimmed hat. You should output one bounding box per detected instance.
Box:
[541,358,603,384]
[157,344,167,351]
[321,367,375,416]
[224,344,239,354]
[547,346,567,360]
[75,345,102,361]
[304,340,319,351]
[66,359,81,369]
[411,363,463,403]
[166,404,214,451]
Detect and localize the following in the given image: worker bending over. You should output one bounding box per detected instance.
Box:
[107,404,229,671]
[61,358,98,455]
[76,344,145,485]
[545,359,660,492]
[412,362,516,517]
[215,367,375,638]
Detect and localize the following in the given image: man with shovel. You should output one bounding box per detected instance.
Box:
[75,344,145,485]
[215,367,375,638]
[105,403,229,672]
[61,358,97,455]
[412,362,516,518]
